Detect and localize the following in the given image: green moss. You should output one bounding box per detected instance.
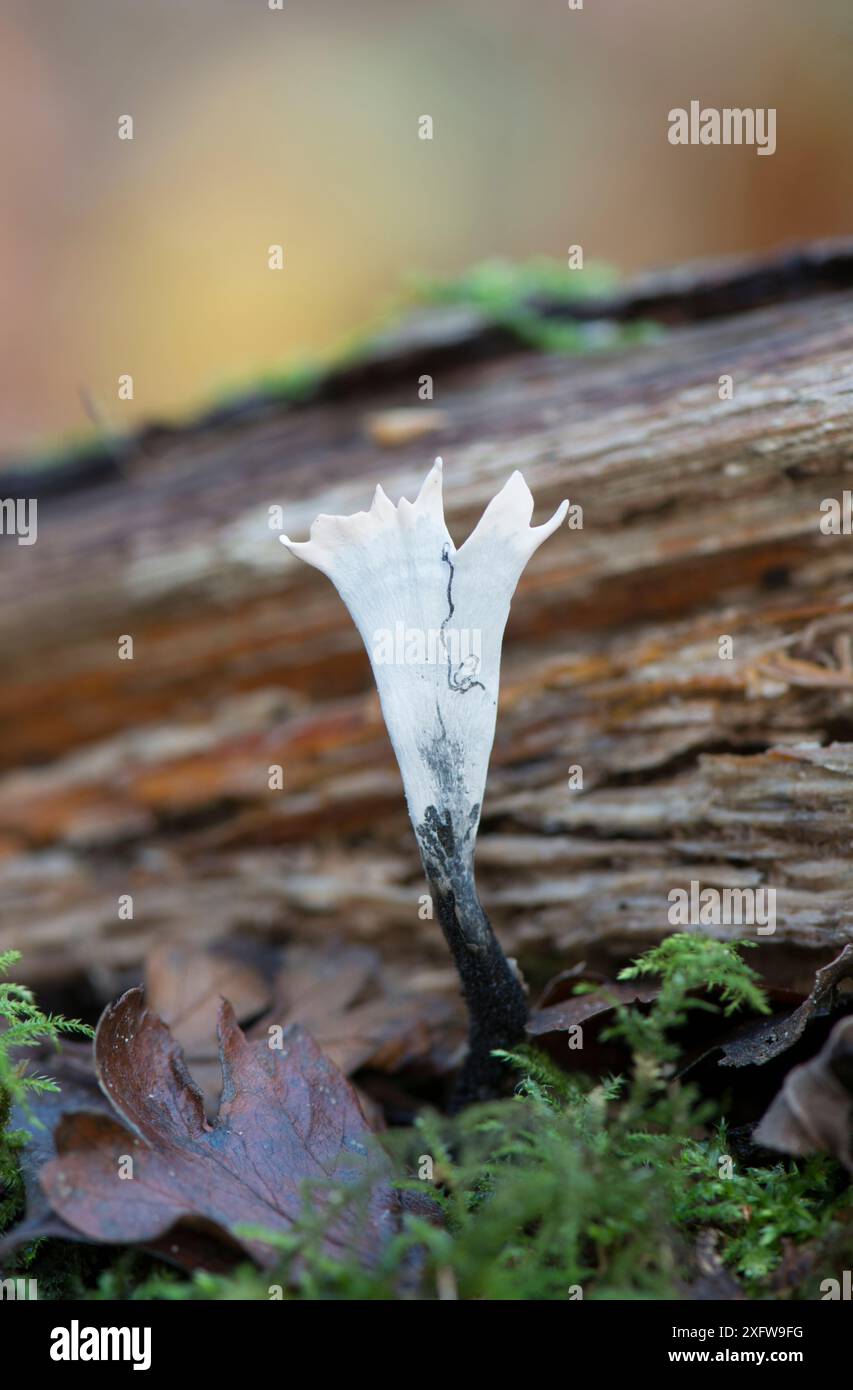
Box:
[611,932,771,1066]
[414,254,621,306]
[4,430,113,479]
[0,950,93,1235]
[409,256,661,353]
[8,256,665,476]
[674,1136,845,1288]
[190,258,662,417]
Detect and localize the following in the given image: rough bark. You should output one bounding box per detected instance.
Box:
[2,242,853,1004]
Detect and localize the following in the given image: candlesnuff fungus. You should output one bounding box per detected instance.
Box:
[281,459,568,1102]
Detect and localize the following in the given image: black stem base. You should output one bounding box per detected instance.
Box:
[429,875,528,1110]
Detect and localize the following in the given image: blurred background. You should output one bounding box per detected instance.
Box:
[2,0,852,455]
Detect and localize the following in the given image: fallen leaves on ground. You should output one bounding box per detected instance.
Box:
[754,1015,853,1172]
[718,945,853,1070]
[145,938,460,1112]
[15,987,413,1269]
[524,963,659,1072]
[526,979,659,1038]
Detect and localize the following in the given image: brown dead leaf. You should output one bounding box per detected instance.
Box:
[145,939,273,1052]
[260,942,457,1074]
[0,1047,240,1275]
[718,945,853,1069]
[35,987,407,1267]
[146,938,458,1113]
[753,1015,853,1172]
[145,939,274,1112]
[526,981,659,1038]
[524,966,660,1077]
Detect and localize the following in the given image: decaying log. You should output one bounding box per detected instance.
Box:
[2,242,853,1002]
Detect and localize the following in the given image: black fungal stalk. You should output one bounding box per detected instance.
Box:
[419,806,527,1105]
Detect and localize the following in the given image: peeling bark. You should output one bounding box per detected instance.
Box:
[2,244,853,1000]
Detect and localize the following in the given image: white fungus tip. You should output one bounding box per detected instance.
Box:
[457,470,532,557]
[413,456,445,519]
[280,536,318,563]
[496,471,535,520]
[530,497,570,546]
[371,483,395,519]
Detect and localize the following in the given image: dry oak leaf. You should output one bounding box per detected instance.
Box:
[753,1016,853,1173]
[146,939,458,1115]
[39,987,405,1267]
[260,942,458,1075]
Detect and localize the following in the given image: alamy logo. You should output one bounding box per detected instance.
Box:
[821,1271,853,1299]
[820,492,853,534]
[0,497,37,545]
[373,622,482,677]
[668,102,776,156]
[668,881,776,934]
[0,1275,37,1299]
[50,1320,152,1371]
